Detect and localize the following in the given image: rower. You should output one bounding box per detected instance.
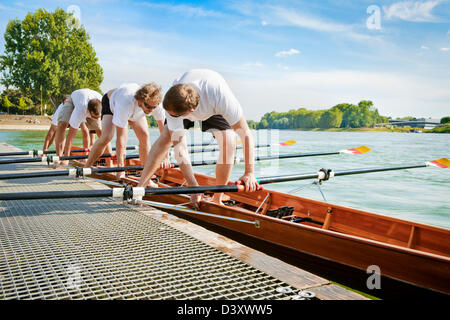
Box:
[137,69,259,206]
[84,83,166,179]
[42,95,70,152]
[53,88,103,166]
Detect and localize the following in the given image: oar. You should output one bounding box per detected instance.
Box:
[0,184,245,201]
[185,143,271,154]
[187,140,297,147]
[0,145,367,166]
[183,146,371,167]
[0,166,146,180]
[0,152,135,165]
[0,145,138,157]
[0,146,370,180]
[240,158,449,185]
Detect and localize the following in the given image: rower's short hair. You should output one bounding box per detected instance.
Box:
[62,95,70,104]
[134,83,162,104]
[87,99,102,116]
[163,84,200,114]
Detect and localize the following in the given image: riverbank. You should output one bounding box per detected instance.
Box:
[1,114,448,133]
[296,126,450,133]
[0,114,51,131]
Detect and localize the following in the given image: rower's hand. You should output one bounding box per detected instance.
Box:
[160,154,172,170]
[51,160,67,169]
[238,172,259,192]
[147,180,159,188]
[60,160,69,167]
[116,171,125,180]
[190,193,202,210]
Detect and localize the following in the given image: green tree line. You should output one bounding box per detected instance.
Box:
[0,88,37,115]
[247,100,390,129]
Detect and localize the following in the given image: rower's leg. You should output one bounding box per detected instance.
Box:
[80,123,90,149]
[129,116,150,164]
[212,129,236,204]
[85,115,115,168]
[54,121,68,156]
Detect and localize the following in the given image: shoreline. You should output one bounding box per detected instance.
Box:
[0,125,446,133]
[0,125,50,131]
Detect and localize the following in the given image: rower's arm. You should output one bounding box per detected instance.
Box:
[115,126,128,168]
[232,117,255,176]
[63,126,79,157]
[157,120,165,134]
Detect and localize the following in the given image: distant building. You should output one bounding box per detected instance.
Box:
[386,118,442,129]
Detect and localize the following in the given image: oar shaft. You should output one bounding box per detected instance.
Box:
[180,151,341,167]
[0,189,112,200]
[0,151,29,156]
[188,144,270,154]
[256,164,428,185]
[45,145,137,155]
[145,185,242,195]
[0,157,43,165]
[333,164,427,177]
[0,170,69,180]
[0,185,244,201]
[0,146,138,157]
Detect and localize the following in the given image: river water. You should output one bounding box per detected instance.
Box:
[0,129,448,229]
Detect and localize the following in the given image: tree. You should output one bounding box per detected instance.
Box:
[259,119,268,129]
[0,8,103,109]
[440,116,450,124]
[2,95,13,114]
[17,97,33,115]
[318,109,343,128]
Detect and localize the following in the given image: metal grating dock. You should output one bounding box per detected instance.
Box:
[1,198,298,300]
[0,150,300,300]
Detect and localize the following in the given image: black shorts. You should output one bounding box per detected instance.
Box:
[183,115,232,132]
[101,94,113,119]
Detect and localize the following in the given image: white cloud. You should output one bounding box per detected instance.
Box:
[242,62,263,68]
[140,2,224,18]
[229,2,382,44]
[261,20,268,26]
[383,1,442,22]
[275,48,300,58]
[441,47,450,51]
[421,45,430,49]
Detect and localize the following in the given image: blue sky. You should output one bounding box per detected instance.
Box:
[0,0,449,120]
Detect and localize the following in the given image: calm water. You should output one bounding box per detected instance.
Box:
[1,129,449,229]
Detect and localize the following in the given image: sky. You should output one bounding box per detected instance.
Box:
[0,0,449,121]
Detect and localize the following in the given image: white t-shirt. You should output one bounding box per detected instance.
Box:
[51,103,63,126]
[109,83,165,129]
[165,69,243,132]
[69,89,103,129]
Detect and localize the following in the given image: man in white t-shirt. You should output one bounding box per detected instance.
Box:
[84,83,166,178]
[53,88,103,166]
[42,95,69,151]
[137,69,258,206]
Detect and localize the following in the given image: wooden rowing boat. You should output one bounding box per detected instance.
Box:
[71,155,450,295]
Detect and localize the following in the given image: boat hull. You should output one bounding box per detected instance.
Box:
[76,158,450,295]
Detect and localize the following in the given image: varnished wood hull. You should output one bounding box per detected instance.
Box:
[75,157,450,295]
